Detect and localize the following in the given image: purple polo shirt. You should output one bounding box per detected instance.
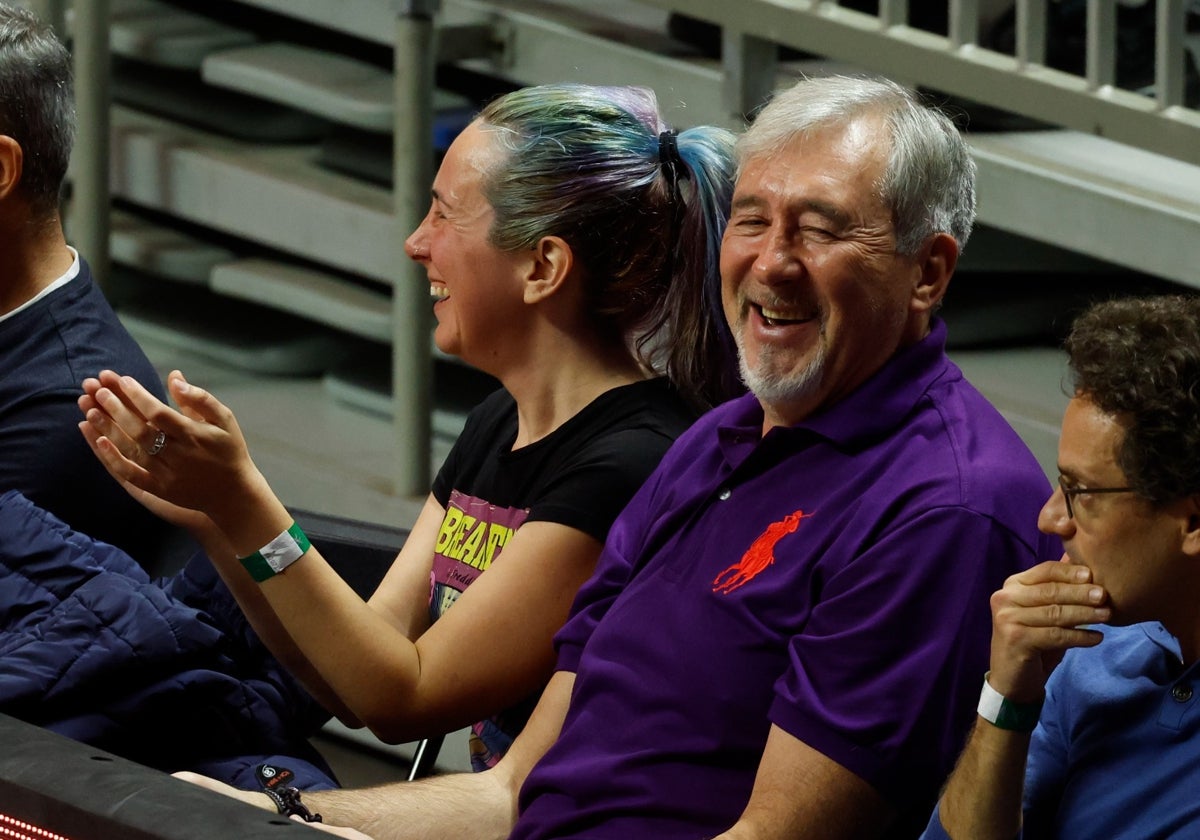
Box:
[512,320,1060,839]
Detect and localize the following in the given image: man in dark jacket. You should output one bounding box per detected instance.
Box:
[0,1,184,569]
[0,4,334,790]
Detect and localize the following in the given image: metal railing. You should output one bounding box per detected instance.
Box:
[632,0,1200,165]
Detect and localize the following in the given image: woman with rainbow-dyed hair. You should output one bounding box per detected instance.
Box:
[80,83,740,774]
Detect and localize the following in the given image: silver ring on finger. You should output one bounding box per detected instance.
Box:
[147,429,167,456]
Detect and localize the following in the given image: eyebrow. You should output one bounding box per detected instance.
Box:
[729,194,850,226]
[1057,466,1115,488]
[430,188,452,210]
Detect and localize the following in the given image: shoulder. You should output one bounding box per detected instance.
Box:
[1054,623,1173,686]
[903,362,1053,531]
[571,378,697,449]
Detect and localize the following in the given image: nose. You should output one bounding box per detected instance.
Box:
[751,226,802,285]
[1037,484,1074,539]
[404,216,431,262]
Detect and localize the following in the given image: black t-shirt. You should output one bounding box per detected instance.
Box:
[428,377,697,768]
[432,377,697,543]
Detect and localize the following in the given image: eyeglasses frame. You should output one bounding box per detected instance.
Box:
[1056,475,1135,520]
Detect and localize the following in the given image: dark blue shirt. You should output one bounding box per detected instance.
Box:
[0,258,186,570]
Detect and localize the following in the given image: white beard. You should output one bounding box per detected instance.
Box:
[736,337,827,411]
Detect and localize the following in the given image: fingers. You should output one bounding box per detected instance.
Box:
[167,369,237,430]
[100,370,186,433]
[1011,557,1091,586]
[82,371,203,466]
[993,560,1110,628]
[986,559,1109,699]
[78,417,155,494]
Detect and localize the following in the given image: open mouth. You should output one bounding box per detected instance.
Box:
[755,303,812,327]
[430,286,449,300]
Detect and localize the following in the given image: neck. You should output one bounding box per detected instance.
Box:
[0,214,74,316]
[1174,618,1200,668]
[503,334,645,448]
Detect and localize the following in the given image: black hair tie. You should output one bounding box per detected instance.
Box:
[657,130,687,286]
[658,130,684,174]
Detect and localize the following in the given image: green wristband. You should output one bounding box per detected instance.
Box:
[977,672,1043,732]
[239,522,312,582]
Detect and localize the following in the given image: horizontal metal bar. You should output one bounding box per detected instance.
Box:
[441,0,738,128]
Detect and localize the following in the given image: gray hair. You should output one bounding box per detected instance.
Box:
[0,2,75,216]
[737,75,976,255]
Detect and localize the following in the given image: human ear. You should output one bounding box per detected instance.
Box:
[523,235,575,304]
[909,231,958,314]
[0,136,23,201]
[1180,495,1200,558]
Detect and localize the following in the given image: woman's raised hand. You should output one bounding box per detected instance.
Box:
[79,369,262,525]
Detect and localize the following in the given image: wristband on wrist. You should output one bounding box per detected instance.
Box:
[977,671,1043,732]
[239,522,311,582]
[255,763,322,823]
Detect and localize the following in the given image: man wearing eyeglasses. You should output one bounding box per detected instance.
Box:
[924,294,1200,839]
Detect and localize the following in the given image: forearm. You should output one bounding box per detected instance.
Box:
[308,767,517,840]
[713,726,893,840]
[936,720,1030,840]
[304,672,572,840]
[200,531,358,723]
[203,476,431,730]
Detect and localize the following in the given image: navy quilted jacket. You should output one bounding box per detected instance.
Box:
[0,490,337,790]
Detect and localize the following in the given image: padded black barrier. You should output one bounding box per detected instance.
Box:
[292,508,408,600]
[0,713,312,839]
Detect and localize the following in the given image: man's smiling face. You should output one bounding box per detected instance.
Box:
[720,116,925,431]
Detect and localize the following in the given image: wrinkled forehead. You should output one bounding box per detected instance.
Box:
[732,120,892,215]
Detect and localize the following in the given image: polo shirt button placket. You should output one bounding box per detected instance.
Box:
[717,487,732,501]
[1171,683,1193,703]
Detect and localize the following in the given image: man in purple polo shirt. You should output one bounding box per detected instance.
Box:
[184,75,1057,839]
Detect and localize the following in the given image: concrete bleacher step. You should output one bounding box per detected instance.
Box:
[970,129,1200,291]
[201,42,476,136]
[323,350,494,441]
[120,285,353,376]
[202,43,398,133]
[109,209,235,286]
[107,0,257,70]
[109,105,395,284]
[210,258,392,343]
[112,56,331,143]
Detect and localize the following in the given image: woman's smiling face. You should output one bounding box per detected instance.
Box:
[404,121,532,369]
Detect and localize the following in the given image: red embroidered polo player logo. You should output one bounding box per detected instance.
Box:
[712,509,807,594]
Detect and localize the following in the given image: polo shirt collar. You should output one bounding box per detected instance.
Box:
[718,318,951,456]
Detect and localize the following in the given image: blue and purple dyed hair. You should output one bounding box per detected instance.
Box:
[476,83,741,409]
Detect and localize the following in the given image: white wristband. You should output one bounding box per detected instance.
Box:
[977,672,1043,732]
[239,522,312,582]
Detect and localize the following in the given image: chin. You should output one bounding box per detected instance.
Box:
[432,333,460,358]
[739,355,825,410]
